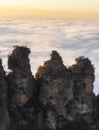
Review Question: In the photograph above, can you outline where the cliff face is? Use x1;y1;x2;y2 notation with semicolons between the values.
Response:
95;95;99;129
36;51;74;130
36;51;96;130
0;46;98;130
0;59;10;130
7;46;36;130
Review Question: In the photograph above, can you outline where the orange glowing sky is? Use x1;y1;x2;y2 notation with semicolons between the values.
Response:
0;0;99;18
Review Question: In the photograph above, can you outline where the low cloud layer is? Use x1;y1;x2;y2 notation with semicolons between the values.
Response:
0;17;99;94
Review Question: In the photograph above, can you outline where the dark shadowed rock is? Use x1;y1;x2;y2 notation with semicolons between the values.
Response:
95;94;99;130
0;47;98;130
8;46;31;71
0;59;10;130
36;51;74;130
36;53;96;130
7;46;36;130
68;56;96;129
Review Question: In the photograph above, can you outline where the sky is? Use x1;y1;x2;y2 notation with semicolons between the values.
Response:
0;0;99;18
0;1;99;94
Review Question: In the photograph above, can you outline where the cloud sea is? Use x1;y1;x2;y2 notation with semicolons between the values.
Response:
0;16;99;94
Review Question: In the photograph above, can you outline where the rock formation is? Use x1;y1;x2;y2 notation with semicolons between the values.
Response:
0;59;10;130
36;51;96;130
36;51;74;130
95;94;99;129
68;56;96;130
7;46;36;130
0;46;98;130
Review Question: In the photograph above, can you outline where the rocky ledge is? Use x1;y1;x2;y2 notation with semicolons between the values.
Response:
0;46;99;130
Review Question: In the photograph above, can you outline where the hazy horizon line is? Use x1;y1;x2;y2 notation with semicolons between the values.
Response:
0;7;99;19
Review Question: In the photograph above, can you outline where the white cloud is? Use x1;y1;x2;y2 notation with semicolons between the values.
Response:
92;49;99;54
0;17;99;94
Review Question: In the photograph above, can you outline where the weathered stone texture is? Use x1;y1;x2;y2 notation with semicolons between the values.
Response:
7;46;36;130
36;52;96;130
0;59;10;130
0;46;98;130
68;56;96;125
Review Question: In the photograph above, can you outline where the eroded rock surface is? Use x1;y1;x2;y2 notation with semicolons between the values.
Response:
68;56;96;130
36;51;96;130
36;51;74;130
0;46;98;130
0;59;10;130
7;46;36;130
95;94;99;130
